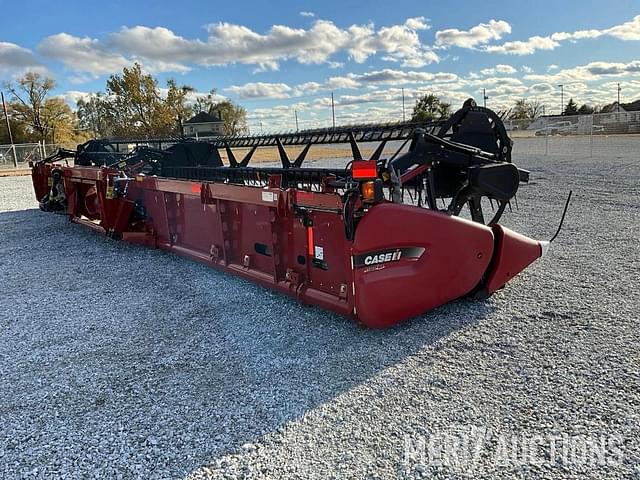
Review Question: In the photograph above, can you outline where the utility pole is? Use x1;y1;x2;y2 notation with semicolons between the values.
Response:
617;82;621;111
331;91;336;129
260;121;263;134
558;84;564;115
483;88;488;108
1;91;18;168
294;109;299;132
401;88;406;122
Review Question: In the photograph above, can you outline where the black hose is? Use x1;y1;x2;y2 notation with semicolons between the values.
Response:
550;190;573;242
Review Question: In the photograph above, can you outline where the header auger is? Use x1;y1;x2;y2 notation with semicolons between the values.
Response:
31;100;551;328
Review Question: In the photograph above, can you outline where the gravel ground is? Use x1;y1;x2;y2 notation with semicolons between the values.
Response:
0;147;638;479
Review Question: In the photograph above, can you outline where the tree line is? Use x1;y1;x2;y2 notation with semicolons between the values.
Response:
409;93;620;123
1;64;247;146
510;97;615;120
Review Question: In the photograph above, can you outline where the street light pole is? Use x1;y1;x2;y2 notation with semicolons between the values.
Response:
401;88;406;122
483;88;488;108
331;92;336;128
617;83;621;111
1;91;18;168
558;84;564;115
294;109;299;132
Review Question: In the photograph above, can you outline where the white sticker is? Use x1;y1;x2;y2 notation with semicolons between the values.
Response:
261;191;274;202
314;245;324;260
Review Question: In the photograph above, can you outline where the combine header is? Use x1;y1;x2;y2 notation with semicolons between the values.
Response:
31;100;559;328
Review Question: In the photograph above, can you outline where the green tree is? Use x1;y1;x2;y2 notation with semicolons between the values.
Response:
411;93;450;122
0;116;29;144
564;98;579;116
577;104;595;115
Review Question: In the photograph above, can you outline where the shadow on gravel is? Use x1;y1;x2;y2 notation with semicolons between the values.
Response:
0;209;494;478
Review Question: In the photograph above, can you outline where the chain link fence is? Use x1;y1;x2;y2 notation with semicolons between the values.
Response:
506;111;640;157
0;142;61;169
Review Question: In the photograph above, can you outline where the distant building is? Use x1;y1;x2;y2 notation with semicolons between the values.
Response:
600;100;640;114
184;111;225;137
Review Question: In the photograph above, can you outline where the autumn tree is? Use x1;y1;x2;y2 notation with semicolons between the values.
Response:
191;89;220;116
411;93;451;122
76;93;116;138
210;100;248;135
100;63;193;137
3;72;78;143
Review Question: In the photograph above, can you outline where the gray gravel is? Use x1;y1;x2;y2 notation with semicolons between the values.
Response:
0;145;639;479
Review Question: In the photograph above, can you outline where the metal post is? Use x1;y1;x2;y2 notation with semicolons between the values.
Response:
617;83;622;125
294;109;299;132
1;91;18;168
617;83;621;108
483;88;487;108
558;84;564;115
401;88;406;122
544;131;549;156
331;92;336;129
590;115;594;158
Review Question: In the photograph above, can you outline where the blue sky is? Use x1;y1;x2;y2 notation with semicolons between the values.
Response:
1;0;639;131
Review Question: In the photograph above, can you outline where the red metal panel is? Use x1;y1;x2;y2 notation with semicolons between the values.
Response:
352;203;494;328
29;164;544;328
485;225;542;294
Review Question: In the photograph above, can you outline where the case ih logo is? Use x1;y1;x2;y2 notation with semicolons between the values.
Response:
354;247;425;269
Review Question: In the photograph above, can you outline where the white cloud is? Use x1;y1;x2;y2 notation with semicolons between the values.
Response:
225;82;292;99
528;83;554;94
0;42;44;76
484;15;640;55
341;69;458;86
484;35;559;55
56;90;94;105
39;33;130;76
299;11;315;18
223;67;464;103
479;64;517;75
345;20;439;67
603;14;640;41
404;17;430;31
38;17;440;77
39;32;190;77
525;60;640;83
435;20;511;48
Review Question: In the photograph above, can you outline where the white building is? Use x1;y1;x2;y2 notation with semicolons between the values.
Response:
184;111;225;138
